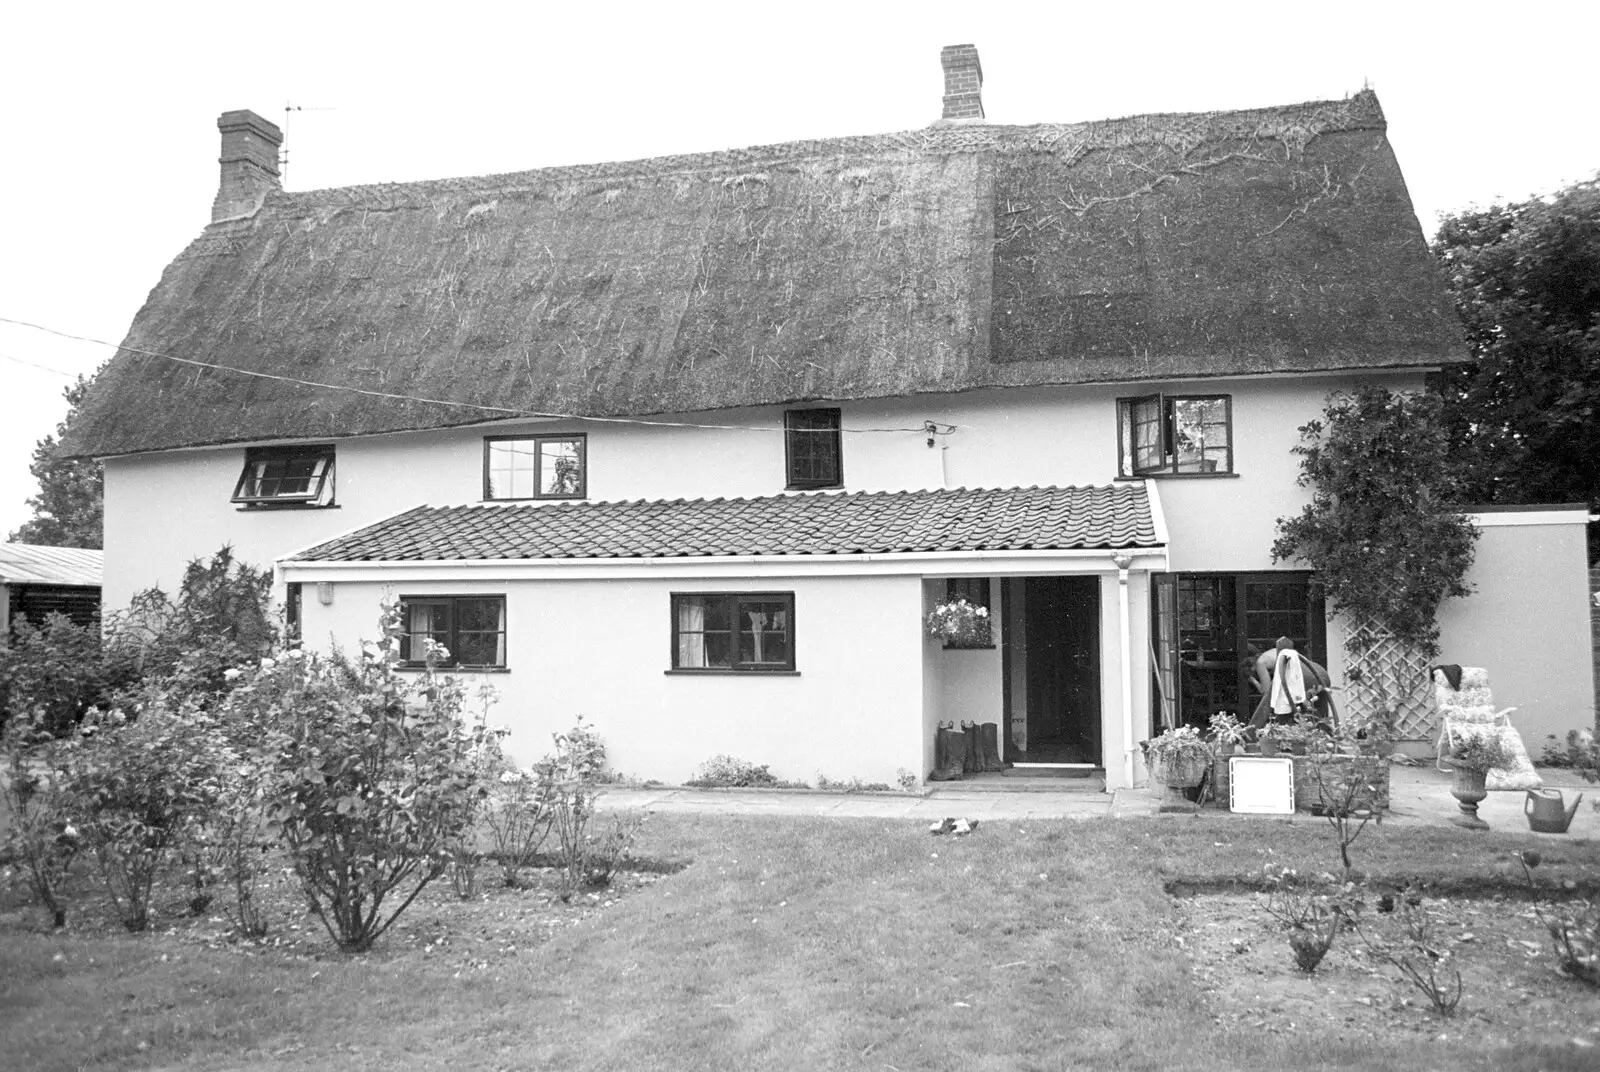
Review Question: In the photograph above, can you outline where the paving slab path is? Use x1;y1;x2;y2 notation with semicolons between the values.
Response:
595;764;1598;836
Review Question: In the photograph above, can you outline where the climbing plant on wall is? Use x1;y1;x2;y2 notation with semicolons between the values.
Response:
1273;384;1478;663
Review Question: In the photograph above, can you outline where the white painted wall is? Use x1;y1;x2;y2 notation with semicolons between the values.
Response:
103;369;1467;788
921;575;1005;761
296;573;928;787
1435;509;1596;748
101;372;1420;610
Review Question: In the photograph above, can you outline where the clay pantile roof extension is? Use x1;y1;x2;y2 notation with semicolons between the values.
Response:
289;485;1159;563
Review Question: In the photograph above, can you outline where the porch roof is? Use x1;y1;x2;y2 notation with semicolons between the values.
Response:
288;484;1161;563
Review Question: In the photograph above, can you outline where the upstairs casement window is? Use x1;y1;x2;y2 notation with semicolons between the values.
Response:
399;595;507;669
232;445;336;507
484;434;587;500
1117;394;1233;477
672;592;795;672
785;408;842;490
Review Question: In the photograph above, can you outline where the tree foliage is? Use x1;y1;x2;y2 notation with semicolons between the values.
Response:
9;375;102;549
1273;385;1478;659
1432;176;1600;524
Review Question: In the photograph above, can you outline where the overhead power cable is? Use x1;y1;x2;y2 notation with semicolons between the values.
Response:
0;351;79;378
0;315;960;437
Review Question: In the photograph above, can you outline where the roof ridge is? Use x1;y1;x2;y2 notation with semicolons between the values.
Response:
263;92;1383;212
435;484;1121;512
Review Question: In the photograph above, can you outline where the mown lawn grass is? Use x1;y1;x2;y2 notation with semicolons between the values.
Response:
3;813;1597;1071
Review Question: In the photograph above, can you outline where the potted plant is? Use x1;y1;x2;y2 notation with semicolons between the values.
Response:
1257;722;1289;758
1145;725;1214;788
1208;712;1247;757
1352;699;1399;757
1443;733;1513;830
925;598;992;648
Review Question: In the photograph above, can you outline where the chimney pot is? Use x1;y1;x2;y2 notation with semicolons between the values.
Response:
940;44;984;121
212;109;283;223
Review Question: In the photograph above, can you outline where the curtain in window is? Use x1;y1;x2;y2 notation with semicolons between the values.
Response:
407;602;436;662
492;599;506;666
677;599;706;668
1150;573;1178;732
745;610;767;664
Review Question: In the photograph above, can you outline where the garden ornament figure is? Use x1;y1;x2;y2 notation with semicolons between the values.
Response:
1248;637;1337;730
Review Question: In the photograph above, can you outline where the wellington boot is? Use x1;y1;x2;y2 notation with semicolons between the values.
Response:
978;722;1004;771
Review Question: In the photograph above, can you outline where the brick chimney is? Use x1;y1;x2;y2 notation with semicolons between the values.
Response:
211;110;282;223
940;44;984;121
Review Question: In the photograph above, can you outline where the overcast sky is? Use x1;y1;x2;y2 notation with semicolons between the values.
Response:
1;0;1595;540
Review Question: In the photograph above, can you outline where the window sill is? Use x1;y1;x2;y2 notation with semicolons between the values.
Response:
784;485;843;493
394;665;510;674
235;503;341;511
664;669;801;677
481;496;587;503
1115;472;1240;481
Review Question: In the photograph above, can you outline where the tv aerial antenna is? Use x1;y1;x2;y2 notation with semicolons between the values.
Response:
281;102;337;188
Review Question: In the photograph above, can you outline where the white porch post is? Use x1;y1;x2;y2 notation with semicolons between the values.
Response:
1112;553;1135;789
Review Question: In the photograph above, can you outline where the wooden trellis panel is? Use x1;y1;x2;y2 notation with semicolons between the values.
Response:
1342;619;1435;740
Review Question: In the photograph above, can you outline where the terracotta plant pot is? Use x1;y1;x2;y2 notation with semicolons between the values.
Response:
1258;739;1280;758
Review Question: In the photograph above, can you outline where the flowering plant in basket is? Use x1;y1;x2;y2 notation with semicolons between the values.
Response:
925;598;991;647
1145;725;1214;787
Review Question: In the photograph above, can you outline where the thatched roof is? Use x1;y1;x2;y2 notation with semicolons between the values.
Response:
286;484;1160;563
64;90;1463;459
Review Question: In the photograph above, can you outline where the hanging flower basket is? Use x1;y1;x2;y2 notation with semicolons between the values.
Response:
926;598;992;648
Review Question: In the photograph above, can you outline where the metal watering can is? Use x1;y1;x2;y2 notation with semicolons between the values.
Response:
1525;789;1583;834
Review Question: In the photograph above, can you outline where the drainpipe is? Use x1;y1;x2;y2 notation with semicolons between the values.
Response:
1112;552;1136;790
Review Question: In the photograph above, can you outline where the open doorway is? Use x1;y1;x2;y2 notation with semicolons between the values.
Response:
1003;576;1101;765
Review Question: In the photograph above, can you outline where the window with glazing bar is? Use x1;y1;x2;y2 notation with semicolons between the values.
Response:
672;592;795;672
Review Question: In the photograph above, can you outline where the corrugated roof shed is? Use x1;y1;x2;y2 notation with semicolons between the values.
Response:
288;484;1161;563
0;544;104;587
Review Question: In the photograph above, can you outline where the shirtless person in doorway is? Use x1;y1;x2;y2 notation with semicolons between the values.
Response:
1247;636;1337;731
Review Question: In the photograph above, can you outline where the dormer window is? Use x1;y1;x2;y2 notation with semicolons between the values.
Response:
485;434;587;500
1117;395;1232;477
232;445;335;507
785;408;842;490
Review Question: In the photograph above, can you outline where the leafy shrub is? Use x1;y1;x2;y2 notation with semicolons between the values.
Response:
0;612;113;737
236;605;498;952
536;718;634;900
0;715;79;927
103;547;276;700
815;775;893;793
1540;729;1599;784
687;755;784;788
1258;867;1355;973
1351;892;1464;1016
62;689;231;931
1516;851;1600;987
485;765;556;888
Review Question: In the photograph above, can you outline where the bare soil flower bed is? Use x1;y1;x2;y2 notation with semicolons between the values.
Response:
0;853;681;972
1166;882;1600;1050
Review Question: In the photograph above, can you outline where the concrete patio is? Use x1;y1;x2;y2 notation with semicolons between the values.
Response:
595;763;1598;835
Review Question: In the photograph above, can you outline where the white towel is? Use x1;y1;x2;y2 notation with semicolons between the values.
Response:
1272;650;1308;715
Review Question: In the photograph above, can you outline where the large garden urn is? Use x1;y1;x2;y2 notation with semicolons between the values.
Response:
1450;767;1491;830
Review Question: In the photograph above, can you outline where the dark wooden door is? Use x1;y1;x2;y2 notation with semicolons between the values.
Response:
1022;576;1102;764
